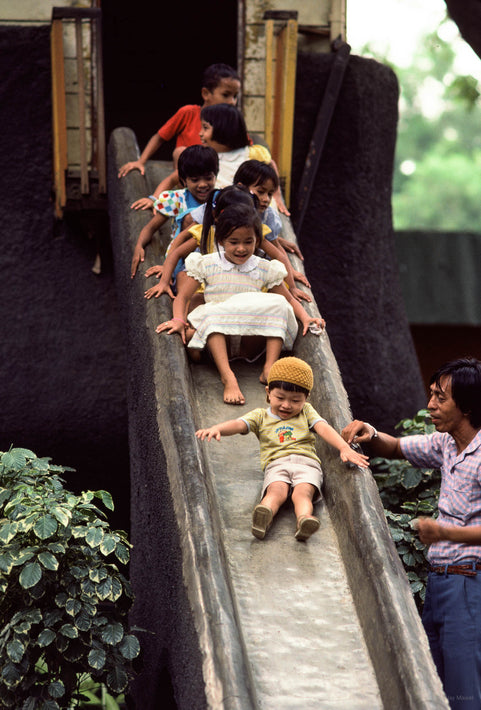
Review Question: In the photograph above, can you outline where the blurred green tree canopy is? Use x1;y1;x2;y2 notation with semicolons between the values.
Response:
361;23;481;230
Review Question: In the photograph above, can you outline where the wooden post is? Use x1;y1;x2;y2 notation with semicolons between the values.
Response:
264;18;274;151
75;17;89;194
51;7;106;212
93;11;106;194
278;18;298;205
51;19;68;219
263;11;298;208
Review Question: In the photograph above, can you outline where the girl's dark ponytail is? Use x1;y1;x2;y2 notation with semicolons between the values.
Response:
200;190;219;254
200;185;259;254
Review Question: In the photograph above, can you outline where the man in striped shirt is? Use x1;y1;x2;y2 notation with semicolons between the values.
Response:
342;357;481;710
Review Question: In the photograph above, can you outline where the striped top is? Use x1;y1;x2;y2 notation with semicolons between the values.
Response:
400;430;481;564
184;251;287;302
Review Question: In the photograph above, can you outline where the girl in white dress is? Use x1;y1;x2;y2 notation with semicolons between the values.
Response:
156;203;324;405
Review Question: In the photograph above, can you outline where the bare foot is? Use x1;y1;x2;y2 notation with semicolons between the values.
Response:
222;376;245;405
259;368;269;385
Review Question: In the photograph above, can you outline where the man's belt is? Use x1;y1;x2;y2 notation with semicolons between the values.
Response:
430;562;481;577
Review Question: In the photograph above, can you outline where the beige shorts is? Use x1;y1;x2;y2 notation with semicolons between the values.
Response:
262;454;323;502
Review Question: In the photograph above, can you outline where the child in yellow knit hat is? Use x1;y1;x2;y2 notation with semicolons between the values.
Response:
196;357;369;541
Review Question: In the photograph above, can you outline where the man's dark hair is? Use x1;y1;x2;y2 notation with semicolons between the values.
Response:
430;357;481;428
267;380;310;397
201;63;240;92
177;145;219;184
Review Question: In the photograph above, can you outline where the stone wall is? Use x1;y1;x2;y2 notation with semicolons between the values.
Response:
0;24;130;529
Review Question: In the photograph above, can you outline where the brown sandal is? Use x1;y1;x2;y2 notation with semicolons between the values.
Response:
251;504;273;539
295;515;320;541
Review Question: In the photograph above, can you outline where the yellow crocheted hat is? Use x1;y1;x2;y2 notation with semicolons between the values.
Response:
267;357;313;392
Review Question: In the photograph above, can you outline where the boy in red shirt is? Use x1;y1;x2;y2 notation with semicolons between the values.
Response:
118;64;240;179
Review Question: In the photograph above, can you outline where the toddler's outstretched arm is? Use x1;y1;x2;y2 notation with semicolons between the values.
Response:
313;420;370;468
196;420;248;441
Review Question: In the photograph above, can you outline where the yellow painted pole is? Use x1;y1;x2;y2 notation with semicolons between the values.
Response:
278;18;298;206
264;19;274;150
263;11;298;208
272;24;285;164
50;19;68;219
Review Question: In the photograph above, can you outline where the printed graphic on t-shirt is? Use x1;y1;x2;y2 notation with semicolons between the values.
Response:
275;424;296;443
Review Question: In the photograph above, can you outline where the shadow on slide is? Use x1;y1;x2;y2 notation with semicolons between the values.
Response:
108;128;448;710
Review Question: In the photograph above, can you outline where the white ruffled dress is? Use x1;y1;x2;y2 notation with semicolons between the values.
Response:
185;250;298;351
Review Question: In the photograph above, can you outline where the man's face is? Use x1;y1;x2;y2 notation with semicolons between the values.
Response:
428;375;466;434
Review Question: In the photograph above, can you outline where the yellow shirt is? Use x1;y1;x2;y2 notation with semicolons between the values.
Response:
240;403;325;470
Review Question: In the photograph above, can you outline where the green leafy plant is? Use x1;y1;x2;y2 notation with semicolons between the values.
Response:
72;674;124;708
370;409;441;609
0;447;139;709
31;666;124;709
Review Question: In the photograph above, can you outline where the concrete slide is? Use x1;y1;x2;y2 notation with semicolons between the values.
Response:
108;127;448;710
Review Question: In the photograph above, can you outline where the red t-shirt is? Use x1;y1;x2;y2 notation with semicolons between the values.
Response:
157;105;202;148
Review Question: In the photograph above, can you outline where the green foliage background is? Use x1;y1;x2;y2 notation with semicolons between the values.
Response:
371;410;440;611
0;448;138;709
362;22;481;230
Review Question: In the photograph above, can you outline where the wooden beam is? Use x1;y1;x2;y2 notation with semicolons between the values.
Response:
278;18;298;206
51;19;68;218
264;19;274;151
263;11;298;208
93;12;106;194
75;18;89;194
